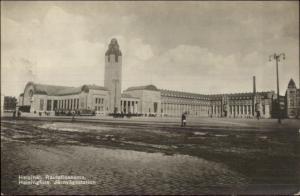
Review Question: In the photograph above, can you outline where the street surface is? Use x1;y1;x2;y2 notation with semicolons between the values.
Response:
1;116;300;195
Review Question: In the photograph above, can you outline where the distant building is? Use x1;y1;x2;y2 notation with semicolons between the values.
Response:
158;90;274;118
17;38;296;118
3;96;17;111
19;83;109;114
285;78;300;118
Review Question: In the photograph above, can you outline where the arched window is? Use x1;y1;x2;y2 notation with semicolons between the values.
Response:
29;90;33;97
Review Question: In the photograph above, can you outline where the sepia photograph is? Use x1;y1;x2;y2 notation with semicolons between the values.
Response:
1;1;300;195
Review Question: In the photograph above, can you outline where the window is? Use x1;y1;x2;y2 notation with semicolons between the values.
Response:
154;102;158;113
40;99;44;110
81;99;84;108
290;100;294;106
29;90;33;97
47;100;52;111
53;100;58;110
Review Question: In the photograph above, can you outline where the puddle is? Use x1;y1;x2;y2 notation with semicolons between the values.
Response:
258;136;268;140
37;123;115;133
194;131;208;136
123;141;171;150
215;134;228;137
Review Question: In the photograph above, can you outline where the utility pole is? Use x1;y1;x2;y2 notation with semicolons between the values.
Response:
269;53;285;124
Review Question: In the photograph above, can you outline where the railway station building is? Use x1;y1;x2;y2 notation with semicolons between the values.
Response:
18;39;299;118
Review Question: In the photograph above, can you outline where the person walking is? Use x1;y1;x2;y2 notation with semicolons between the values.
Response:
181;112;187;127
256;111;260;120
71;111;76;122
17;110;21;118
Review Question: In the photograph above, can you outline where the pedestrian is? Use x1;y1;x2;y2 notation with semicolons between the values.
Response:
17;110;21;118
71;111;76;122
256;111;260;120
181;112;187;127
12;110;16;118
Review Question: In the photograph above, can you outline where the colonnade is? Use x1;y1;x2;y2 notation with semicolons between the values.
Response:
210;104;254;118
46;98;80;111
161;102;210;117
121;100;139;114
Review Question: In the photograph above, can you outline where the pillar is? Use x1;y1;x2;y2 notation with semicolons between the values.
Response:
120;100;123;113
128;101;130;114
51;100;54;111
132;101;134;113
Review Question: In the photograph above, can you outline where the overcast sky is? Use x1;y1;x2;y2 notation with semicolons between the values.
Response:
1;1;299;97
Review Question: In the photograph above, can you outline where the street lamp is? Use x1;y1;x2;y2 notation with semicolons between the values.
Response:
269;53;285;124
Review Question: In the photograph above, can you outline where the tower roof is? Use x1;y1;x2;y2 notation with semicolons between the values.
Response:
105;38;122;56
288;78;296;89
125;85;159;91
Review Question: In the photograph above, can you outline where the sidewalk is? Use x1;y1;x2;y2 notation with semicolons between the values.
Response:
2;112;299;129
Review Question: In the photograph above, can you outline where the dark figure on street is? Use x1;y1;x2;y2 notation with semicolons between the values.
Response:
181;113;187;127
17;111;21;118
256;111;261;120
71;112;76;122
12;111;16;118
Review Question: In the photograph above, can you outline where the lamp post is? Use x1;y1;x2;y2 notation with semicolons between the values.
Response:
269;53;285;124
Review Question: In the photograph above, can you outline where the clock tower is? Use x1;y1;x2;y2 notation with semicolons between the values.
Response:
104;38;122;113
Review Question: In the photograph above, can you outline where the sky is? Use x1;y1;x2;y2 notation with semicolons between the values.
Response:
1;1;299;97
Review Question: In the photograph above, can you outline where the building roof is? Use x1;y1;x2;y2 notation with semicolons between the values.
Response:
160;89;209;99
121;93;139;99
105;38;122;57
84;85;108;91
25;82;108;96
160;88;274;100
125;85;159;91
288;78;296;89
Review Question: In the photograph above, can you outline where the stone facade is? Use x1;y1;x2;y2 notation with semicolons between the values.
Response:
17;38;298;118
19;82;109;115
285;78;300;118
104;39;122;113
123;85;161;115
158;89;274;118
